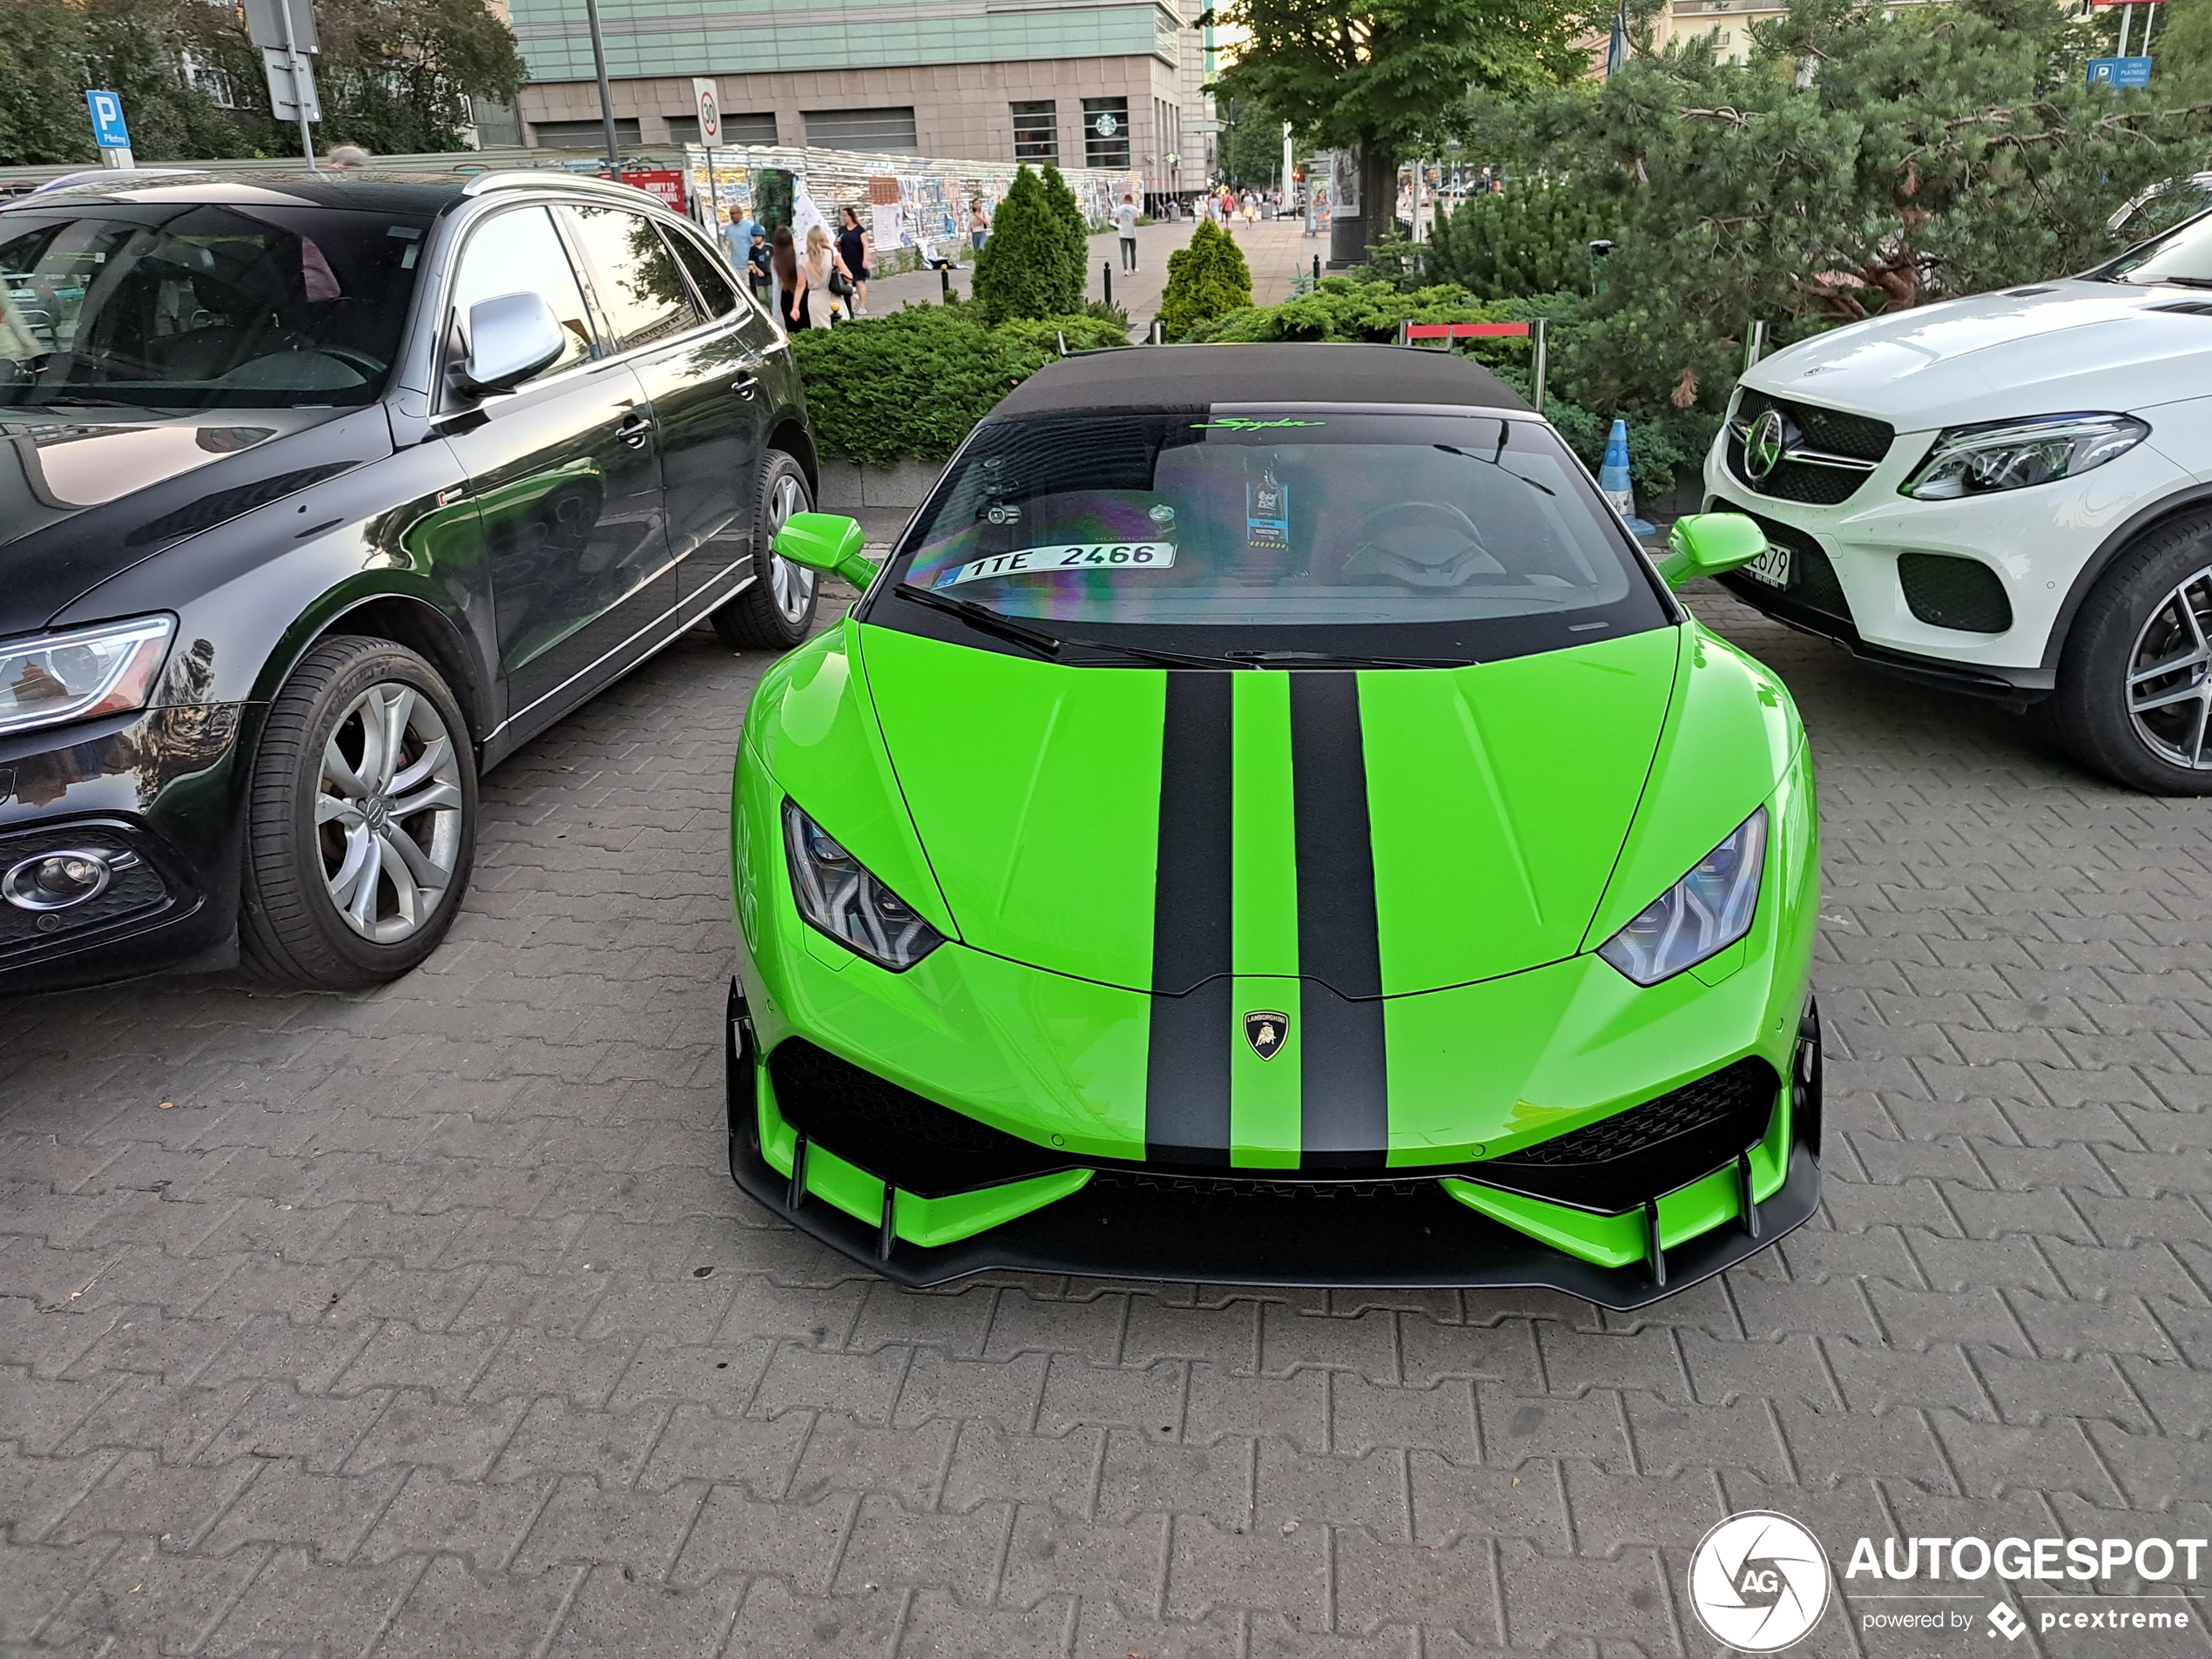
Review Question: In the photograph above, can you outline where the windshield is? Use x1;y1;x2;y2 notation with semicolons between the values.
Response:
873;409;1669;663
2089;203;2212;287
0;203;432;409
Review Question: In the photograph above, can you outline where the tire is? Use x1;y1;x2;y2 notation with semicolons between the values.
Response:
2055;510;2212;795
711;451;820;651
239;637;478;988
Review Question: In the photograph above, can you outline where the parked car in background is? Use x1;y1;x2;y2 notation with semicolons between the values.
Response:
1707;205;2212;793
726;345;1822;1306
0;168;819;995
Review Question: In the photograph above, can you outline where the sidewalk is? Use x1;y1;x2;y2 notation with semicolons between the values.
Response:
850;212;1315;337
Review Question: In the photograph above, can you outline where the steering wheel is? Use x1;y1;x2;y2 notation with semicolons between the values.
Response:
1345;500;1495;588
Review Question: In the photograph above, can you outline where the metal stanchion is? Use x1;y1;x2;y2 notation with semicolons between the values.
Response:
1743;320;1770;373
1532;318;1548;415
1103;262;1112;307
941;267;951;304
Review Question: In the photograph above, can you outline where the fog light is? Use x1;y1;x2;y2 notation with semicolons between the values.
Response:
3;848;121;911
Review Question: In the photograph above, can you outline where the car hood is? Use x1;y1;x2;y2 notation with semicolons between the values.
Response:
855;624;1686;996
1744;280;2212;430
0;406;381;637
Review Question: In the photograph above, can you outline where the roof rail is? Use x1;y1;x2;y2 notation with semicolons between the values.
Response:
461;170;658;201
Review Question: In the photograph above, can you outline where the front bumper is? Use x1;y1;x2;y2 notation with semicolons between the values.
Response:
0;704;246;995
1703;419;2185;696
727;993;1824;1308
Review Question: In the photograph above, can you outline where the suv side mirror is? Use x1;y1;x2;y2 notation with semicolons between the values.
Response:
1657;512;1766;590
455;292;564;396
773;511;879;590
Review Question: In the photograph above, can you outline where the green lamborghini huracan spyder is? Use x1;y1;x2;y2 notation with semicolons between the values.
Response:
725;344;1820;1306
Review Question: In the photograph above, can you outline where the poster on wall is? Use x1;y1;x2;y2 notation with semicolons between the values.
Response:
872;203;905;251
792;180;830;247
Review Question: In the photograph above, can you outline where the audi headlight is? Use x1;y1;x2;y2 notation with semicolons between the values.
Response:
782;799;944;972
0;616;174;738
1901;413;2148;501
1598;807;1766;986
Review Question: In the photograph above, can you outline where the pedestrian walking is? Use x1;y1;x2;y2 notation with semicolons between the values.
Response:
969;198;988;254
772;225;808;332
722;206;760;270
745;228;772;307
836;206;871;317
1116;193;1139;273
803;224;841;328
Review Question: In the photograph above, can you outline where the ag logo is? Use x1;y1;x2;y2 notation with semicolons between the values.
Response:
1744;408;1790;481
1987;1603;2027;1642
1244;1010;1288;1061
1687;1511;1831;1652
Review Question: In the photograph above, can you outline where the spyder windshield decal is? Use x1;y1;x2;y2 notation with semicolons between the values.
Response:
1191;417;1326;431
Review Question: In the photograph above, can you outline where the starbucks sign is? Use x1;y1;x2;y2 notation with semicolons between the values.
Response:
1093;111;1119;137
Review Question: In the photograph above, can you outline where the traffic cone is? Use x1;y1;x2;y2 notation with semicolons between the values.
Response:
1599;418;1656;537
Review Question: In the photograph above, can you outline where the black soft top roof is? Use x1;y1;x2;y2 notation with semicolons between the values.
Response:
991;341;1534;417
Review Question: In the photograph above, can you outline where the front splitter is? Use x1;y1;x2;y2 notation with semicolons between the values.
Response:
727;1125;1820;1310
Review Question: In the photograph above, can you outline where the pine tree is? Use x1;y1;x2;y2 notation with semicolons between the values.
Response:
1039;162;1090;312
1158;220;1255;339
974;166;1080;324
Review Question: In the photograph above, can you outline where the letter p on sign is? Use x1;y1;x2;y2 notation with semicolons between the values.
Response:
692;78;720;145
85;90;130;150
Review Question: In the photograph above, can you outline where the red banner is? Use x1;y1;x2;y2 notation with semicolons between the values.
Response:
620;170;687;211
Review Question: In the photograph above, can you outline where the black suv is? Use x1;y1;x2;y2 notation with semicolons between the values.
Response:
0;169;819;994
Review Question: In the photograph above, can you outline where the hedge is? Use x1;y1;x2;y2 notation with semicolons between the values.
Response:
789;306;1125;467
1158;220;1252;339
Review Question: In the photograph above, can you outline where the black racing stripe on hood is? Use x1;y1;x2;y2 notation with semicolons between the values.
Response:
1145;671;1234;1164
1291;672;1387;1170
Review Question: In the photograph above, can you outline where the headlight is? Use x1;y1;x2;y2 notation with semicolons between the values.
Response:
1598;807;1766;986
782;799;944;972
0;616;174;738
1901;413;2148;501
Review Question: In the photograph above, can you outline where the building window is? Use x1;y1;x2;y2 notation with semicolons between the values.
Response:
802;107;919;154
1083;98;1130;169
667;111;777;146
1011;100;1056;163
532;118;641;149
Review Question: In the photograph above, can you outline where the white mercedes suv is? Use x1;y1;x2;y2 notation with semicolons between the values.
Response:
1703;207;2212;793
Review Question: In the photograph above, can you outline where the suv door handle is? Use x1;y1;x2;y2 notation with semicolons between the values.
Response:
730;372;759;399
614;410;652;448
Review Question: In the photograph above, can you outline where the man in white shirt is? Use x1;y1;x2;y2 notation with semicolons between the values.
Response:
1116;194;1140;273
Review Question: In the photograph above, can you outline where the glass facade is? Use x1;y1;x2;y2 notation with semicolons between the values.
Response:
1012;100;1058;163
1083;97;1130;168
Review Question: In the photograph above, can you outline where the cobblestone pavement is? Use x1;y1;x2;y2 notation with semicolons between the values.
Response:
4;585;2212;1657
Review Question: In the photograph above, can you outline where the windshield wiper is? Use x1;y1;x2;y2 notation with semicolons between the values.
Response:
895;583;1066;658
1225;649;1474;670
1433;441;1557;495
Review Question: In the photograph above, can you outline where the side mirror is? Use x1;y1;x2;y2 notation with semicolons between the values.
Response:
774;511;880;590
455;292;564;396
1657;512;1766;590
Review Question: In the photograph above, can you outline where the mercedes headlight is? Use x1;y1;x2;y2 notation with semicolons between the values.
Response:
1901;413;2148;501
782;799;945;972
0;616;174;738
1598;807;1766;986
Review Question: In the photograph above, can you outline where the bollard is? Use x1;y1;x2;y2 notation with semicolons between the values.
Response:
1150;319;1165;345
1599;418;1656;537
940;267;951;304
1743;320;1769;373
1103;262;1113;307
1531;318;1549;415
1313;254;1321;284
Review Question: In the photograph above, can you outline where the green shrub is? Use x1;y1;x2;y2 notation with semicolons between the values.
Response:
1039;162;1092;300
1190;276;1505;344
973;166;1082;324
790;305;1051;466
994;314;1131;354
1427;182;1618;301
1158;220;1253;340
1083;298;1132;331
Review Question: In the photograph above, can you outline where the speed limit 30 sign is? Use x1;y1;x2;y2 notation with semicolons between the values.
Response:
691;78;721;145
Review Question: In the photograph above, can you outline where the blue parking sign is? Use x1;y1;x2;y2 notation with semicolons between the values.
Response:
2088;56;2154;89
85;90;130;149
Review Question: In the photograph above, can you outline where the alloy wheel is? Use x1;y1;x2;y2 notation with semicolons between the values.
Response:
2126;564;2212;771
766;473;818;624
315;683;466;943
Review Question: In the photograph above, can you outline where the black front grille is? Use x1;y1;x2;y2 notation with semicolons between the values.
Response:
0;825;173;960
1727;390;1893;507
1898;552;2013;634
768;1038;1065;1197
1469;1057;1778;1213
1710;498;1853;626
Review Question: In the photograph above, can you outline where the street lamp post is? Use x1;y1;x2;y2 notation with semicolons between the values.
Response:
583;0;622;179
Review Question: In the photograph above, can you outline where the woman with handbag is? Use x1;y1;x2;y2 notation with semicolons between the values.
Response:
836;206;871;317
803;225;843;327
772;225;809;331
